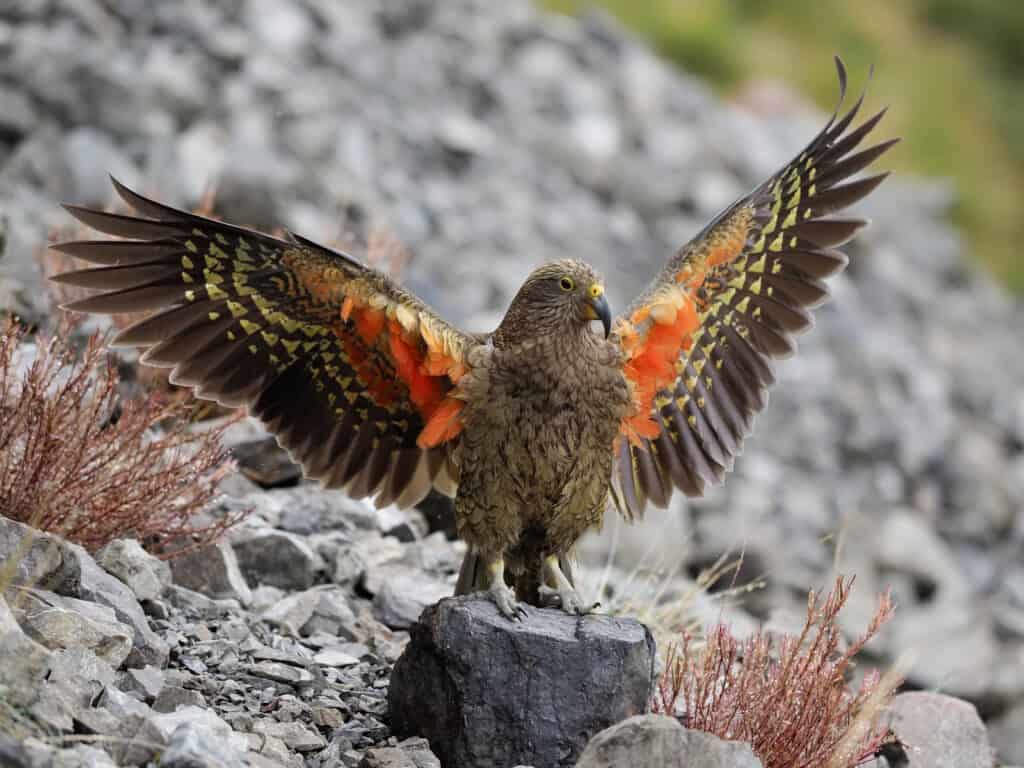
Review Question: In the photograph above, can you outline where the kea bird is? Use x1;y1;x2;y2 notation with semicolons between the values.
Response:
52;59;896;620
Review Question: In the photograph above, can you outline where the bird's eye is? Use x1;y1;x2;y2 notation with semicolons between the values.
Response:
559;276;575;292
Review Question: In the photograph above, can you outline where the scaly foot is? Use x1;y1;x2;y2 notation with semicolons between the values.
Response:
540;554;600;615
484;555;529;621
537;584;599;614
489;580;529;621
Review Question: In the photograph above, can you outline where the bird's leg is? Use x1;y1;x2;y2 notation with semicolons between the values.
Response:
538;554;597;615
484;555;529;621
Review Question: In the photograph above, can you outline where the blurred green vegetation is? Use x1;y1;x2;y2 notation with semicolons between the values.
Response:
544;0;1024;290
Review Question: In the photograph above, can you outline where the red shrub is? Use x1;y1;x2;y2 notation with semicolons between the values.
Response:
653;576;899;768
0;320;243;555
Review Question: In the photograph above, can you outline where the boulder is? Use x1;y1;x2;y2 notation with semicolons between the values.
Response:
389;596;655;768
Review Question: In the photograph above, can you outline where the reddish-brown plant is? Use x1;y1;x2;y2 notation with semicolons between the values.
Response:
0;319;243;555
653;576;899;768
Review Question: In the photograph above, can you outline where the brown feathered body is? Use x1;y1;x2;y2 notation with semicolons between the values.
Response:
456;282;632;601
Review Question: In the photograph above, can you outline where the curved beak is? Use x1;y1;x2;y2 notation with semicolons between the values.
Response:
583;285;612;338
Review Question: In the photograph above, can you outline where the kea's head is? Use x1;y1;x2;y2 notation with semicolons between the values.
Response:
496;259;611;345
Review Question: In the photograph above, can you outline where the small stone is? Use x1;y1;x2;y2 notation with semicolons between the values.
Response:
246;660;315;685
73;705;123;738
119;665;165;703
256;734;303;768
159;716;250;768
169;541;253;606
131;706;248;767
0;594;51;709
233;530;324;590
18;594;133;668
101;686;155;720
231;436;303;488
397;737;442;768
260;588;321;635
153;685;207;713
372;570;450;629
165;585;241;616
47;647;117;709
332;542;369;586
96;538;172;602
359;747;417;768
302;586;359;637
0;517;80;593
312;705;346;729
886;692;992;768
376;505;427;542
313;647;361;667
65;542;170;668
437;112;496;157
576;715;762;768
252;719;327;752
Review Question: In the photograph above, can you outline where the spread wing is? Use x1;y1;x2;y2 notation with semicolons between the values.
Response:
52;179;473;508
610;58;898;519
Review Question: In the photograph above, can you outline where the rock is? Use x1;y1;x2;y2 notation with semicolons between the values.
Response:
245;660;315;686
301;585;359;638
64;542;170;668
0;736;32;768
102;685;156;720
396;738;442;768
357;534;412;594
231;436;303;488
164;585;241;616
47;647;117;709
376;505;427;542
122;706;248;768
96;538;172;601
16;590;134;668
233;529;324;590
989;700;1024;765
576;715;762;768
169;541;253;606
389;596;656;768
160;717;249;768
372;569;451;629
0;593;52;708
886;692;993;768
252;719;327;752
118;665;165;703
260;587;322;635
153;685;207;713
313;646;361;667
0;516;80;593
359;747;416;768
252;734;304;768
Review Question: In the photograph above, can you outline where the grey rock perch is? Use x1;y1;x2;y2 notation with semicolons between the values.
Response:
388;596;656;768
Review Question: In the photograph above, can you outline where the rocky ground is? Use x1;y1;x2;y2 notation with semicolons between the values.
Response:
1;0;1023;766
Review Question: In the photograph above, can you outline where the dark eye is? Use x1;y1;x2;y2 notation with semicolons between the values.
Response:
559;276;575;292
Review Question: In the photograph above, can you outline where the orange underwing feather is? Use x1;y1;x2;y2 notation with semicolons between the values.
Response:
418;397;465;448
621;295;700;442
